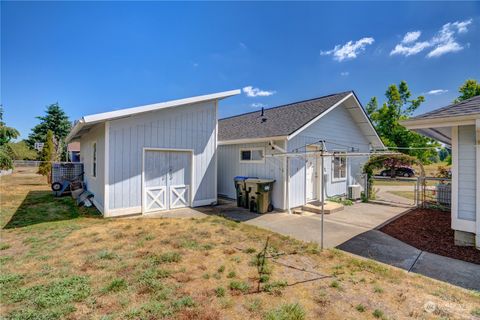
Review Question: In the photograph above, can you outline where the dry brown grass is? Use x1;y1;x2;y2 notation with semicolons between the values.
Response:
1;168;479;319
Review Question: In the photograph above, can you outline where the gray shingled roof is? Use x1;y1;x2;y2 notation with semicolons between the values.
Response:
408;95;480;120
218;91;352;141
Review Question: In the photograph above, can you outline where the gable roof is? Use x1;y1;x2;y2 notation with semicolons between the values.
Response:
407;95;480;121
218;91;352;141
66;89;240;142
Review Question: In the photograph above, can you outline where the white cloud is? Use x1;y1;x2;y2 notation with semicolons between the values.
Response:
391;41;431;56
402;31;421;44
340;71;349;76
320;37;375;62
243;86;276;97
251;103;267;108
426;89;448;95
390;19;473;58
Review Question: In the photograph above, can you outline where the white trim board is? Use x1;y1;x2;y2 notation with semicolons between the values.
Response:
66;89;240;142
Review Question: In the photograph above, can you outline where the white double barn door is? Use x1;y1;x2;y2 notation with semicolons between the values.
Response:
144;150;191;213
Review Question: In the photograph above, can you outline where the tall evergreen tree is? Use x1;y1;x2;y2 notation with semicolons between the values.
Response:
38;130;57;183
27;103;71;160
366;81;439;163
455;79;480;102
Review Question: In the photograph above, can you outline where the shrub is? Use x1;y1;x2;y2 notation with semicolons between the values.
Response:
227;271;236;278
264;303;306;320
329;280;340;289
245;247;256;254
150;252;181;264
245;298;263;313
217;265;225;273
0;148;13;170
0;243;11;250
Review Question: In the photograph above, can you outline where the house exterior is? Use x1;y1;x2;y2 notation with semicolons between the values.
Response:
402;95;480;249
65;90;240;217
217;91;384;211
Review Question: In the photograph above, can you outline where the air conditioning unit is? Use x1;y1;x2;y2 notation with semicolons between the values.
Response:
348;184;362;200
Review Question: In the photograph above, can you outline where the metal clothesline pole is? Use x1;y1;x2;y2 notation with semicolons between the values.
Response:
320;140;325;251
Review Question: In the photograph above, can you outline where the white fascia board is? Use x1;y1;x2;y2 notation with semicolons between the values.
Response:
287;93;353;141
218;136;288;145
401;116;478;130
83;89;240;124
349;93;385;149
65;89;240;142
65;119;86;143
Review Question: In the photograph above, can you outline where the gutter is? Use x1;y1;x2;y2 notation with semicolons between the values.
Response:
65;118;86;143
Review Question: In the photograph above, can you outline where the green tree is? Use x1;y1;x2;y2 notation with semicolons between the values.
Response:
455;79;480;102
27;103;71;160
0;106;19;146
5;141;38;160
38;130;57;183
366;81;439;163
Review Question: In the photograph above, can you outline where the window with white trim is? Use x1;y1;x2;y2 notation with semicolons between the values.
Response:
92;142;97;177
332;152;346;180
239;148;264;163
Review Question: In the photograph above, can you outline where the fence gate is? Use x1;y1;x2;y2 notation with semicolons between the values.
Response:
143;149;191;213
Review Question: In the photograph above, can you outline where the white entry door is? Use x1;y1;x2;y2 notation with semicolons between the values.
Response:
144;150;191;213
306;146;320;202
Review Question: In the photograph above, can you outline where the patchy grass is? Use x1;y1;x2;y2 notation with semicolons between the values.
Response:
1;168;479;319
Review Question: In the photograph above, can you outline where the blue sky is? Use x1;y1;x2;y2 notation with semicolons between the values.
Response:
2;1;480;139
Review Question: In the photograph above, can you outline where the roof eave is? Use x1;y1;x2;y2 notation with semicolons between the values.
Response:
401;114;480;129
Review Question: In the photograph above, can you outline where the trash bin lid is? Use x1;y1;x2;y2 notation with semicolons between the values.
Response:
245;178;275;184
234;176;258;181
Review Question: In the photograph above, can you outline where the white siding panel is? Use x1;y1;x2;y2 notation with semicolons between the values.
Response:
108;101;217;210
458;125;476;221
217;141;285;209
79;123;105;212
288;103;370;207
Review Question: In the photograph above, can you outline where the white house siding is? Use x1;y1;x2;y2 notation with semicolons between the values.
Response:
457;125;476;221
108;101;217;213
217;141;286;209
287;103;370;208
79;123;106;213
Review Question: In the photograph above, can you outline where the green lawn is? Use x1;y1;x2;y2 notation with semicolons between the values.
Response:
1;168;478;320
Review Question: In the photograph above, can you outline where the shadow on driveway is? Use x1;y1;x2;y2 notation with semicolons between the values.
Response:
337;230;480;291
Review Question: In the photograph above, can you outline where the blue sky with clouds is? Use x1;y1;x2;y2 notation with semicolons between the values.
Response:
2;2;480;139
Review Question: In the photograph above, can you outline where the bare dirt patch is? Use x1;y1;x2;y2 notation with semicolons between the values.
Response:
380;208;480;264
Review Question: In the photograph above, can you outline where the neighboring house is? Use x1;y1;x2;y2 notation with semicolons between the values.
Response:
65;90;240;217
402;95;480;249
67;142;81;162
217;91;384;210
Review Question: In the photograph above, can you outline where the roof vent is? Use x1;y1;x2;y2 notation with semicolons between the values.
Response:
261;107;267;122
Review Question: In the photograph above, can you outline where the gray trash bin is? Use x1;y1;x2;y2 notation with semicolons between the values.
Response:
245;178;275;214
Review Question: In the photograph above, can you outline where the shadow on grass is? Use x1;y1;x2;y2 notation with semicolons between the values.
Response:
3;190;101;229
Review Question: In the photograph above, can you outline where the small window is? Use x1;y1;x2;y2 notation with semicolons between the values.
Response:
332;152;346;180
239;148;264;163
92;142;97;177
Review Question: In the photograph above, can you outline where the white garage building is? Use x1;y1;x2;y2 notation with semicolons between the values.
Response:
66;90;240;217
